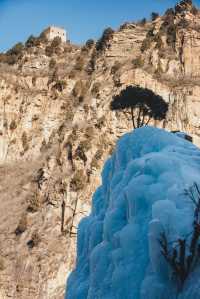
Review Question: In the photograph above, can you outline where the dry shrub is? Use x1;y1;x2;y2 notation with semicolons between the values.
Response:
45;37;62;57
21;132;29;152
91;149;103;170
94;149;103;160
15;213;27;235
27;231;41;249
0;258;5;271
52;80;67;92
74;56;85;71
32;76;37;86
95;116;106;129
45;45;54;57
27;194;41;213
68;69;76;79
49;58;56;69
72;80;87;105
132;57;144;68
3;43;24;65
85;39;95;49
91;157;100;169
70;170;86;191
86;50;97;74
111;61;121;74
83;104;89;114
10;120;17;131
65;105;74;122
91;82;101;96
98;134;108;150
67;127;78;144
75;144;87;164
79;139;92;152
84;126;94;139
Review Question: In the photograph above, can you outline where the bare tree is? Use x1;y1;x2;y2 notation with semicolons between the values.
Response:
159;183;200;291
61;200;66;233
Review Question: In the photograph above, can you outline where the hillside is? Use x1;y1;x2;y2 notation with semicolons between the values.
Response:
1;0;200;298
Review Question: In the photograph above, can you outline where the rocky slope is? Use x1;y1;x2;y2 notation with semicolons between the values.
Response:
1;0;200;298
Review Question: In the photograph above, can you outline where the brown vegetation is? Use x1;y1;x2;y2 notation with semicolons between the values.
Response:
27;231;41;249
96;27;114;52
21;132;29;152
70;170;86;191
15;213;27;236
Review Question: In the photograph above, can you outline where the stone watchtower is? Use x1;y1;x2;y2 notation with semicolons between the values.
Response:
42;26;67;43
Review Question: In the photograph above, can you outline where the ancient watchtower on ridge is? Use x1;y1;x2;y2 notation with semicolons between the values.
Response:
42;26;67;43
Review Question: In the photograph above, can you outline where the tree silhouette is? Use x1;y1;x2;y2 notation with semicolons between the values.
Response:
110;85;168;128
151;12;159;21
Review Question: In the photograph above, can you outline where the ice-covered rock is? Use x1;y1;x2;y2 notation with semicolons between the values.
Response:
65;126;200;299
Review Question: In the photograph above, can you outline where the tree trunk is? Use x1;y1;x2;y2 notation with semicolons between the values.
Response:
145;115;151;126
137;108;141;128
70;194;79;237
61;200;66;233
130;107;136;129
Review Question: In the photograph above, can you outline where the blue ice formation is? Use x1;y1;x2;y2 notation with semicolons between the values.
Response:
66;126;200;299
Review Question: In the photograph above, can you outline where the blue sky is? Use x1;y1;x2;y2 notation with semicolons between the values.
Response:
0;0;199;52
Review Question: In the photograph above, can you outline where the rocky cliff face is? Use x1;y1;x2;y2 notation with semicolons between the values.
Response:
1;1;200;298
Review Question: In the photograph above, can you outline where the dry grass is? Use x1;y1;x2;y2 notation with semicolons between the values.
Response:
0;159;43;233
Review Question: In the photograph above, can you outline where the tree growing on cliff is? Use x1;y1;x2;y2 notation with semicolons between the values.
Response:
110;85;168;128
151;12;159;21
96;27;114;52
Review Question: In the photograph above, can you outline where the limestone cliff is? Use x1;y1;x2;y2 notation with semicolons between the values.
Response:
1;0;200;298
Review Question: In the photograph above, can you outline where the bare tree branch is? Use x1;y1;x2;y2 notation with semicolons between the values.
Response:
159;183;200;291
